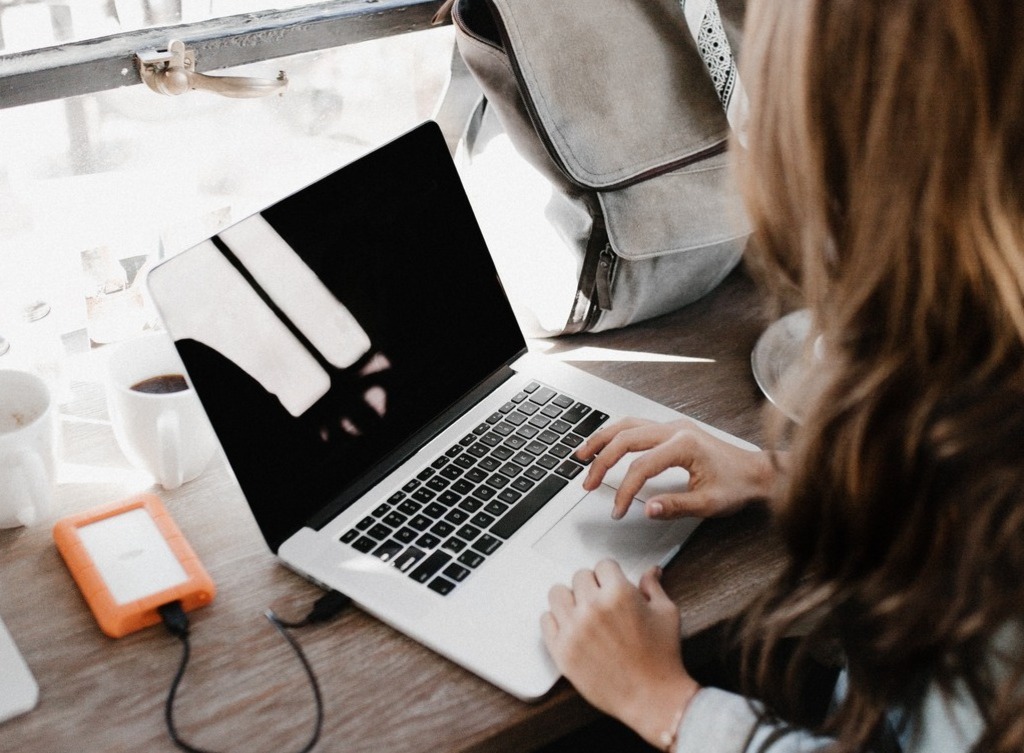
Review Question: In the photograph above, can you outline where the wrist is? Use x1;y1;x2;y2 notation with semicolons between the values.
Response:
626;675;700;751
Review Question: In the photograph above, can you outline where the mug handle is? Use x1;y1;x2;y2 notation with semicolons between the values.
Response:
4;450;50;526
157;411;185;490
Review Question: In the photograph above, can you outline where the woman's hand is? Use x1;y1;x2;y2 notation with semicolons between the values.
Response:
541;560;699;749
577;417;779;521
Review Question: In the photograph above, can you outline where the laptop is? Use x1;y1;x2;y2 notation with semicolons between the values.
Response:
146;121;754;700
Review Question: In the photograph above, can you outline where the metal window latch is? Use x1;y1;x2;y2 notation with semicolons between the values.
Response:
136;40;287;98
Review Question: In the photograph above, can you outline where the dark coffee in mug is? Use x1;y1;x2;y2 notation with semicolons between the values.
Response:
131;374;189;394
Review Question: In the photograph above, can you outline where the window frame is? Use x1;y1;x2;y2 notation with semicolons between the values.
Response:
0;0;449;110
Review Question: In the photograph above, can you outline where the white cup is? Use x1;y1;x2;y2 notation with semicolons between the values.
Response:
105;333;217;490
0;369;57;528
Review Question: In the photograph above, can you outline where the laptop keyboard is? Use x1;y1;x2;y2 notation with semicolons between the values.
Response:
338;381;608;595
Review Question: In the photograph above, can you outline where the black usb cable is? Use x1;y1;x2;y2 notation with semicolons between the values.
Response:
158;590;351;753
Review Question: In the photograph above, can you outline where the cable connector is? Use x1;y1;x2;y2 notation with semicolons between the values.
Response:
267;590;351;629
158;601;190;639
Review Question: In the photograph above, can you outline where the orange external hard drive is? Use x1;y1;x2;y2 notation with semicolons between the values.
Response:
53;493;215;638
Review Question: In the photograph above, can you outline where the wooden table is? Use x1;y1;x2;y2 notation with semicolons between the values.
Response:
0;266;784;752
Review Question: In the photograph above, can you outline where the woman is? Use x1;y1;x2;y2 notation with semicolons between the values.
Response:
540;1;1024;751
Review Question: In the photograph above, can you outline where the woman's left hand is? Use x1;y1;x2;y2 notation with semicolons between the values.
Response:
540;560;700;748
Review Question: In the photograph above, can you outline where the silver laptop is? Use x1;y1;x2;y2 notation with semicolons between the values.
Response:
146;121;753;700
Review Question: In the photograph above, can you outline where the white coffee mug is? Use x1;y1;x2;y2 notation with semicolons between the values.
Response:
0;369;57;528
105;333;217;490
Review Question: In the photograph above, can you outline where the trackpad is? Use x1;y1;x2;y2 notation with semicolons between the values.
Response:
532;485;699;576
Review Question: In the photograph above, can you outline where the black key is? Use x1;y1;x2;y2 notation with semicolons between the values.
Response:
540;404;562;419
470;512;495;528
536;454;560;470
511;451;534;467
352;536;376;553
561;402;591;425
340;529;358;544
516;424;539;439
486;411;503;424
492;446;514;461
437;490;461;507
373;540;403;563
491;475;567;540
443;563;471;582
467;442;489;458
430;520;456;537
511;476;535;492
431;456;450;470
459;433;476;446
428;577;456;596
453;453;475;469
367;523;392;541
561;433;583;448
458;551;485;568
417;468;434;481
529;386;556;405
402;479;420;493
395;527;418;544
472;535;502;555
572;410;610;438
409;514;432;531
484;473;509;489
372;503;391;517
550;419;572;434
498;462;522;478
409;551;452;584
471;484;497;500
356;515;375;530
440;465;463;480
444;508;469;525
412;488;436;503
524;466;547;481
397;500;421;516
549;443;572;458
416;532;441;549
458;497;483;513
552;394;574;409
472;423;489;435
387;491;406;504
465;468;488;484
555;460;585;479
523;382;540;393
517;401;539;416
492;423;514;437
484;500;510;516
525;441;547;456
456;523;482;541
393;546;426;573
442;536;467;554
452;478;475;495
479;456;501;472
445;445;463;458
423;502;446;519
528;415;552;429
506;411;528;426
480;432;502;447
497;489;522;505
382;511;407;528
499;401;517;413
505;435;527;450
537;430;560;445
426;477;449;492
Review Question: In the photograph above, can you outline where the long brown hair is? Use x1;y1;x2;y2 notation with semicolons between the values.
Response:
735;1;1024;750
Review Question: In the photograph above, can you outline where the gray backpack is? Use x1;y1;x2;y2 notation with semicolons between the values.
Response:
443;0;750;336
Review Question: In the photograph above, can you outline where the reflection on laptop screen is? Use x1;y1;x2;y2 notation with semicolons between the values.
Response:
152;123;526;551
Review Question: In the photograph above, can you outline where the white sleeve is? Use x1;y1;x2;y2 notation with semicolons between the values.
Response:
673;687;836;753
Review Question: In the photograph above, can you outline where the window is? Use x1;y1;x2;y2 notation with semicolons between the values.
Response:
0;1;469;375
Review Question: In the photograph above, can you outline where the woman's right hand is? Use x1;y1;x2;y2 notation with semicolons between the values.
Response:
576;417;779;521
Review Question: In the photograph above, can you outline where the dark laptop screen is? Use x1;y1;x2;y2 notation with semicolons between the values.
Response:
150;122;527;551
